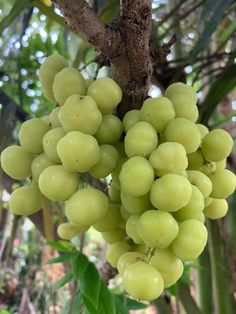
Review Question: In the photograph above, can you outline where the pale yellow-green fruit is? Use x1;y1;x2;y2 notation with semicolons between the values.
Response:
122;110;140;133
9;183;43;216
108;182;121;203
174;185;204;221
106;241;131;267
150;174;192;212
57;222;88;240
57;131;100;172
31;153;55;182
114;141;126;158
38;165;79;201
209;169;236;199
53;67;86;105
187;150;204;170
87;77;122;114
19;118;50;154
215;159;226;170
123;261;164;301
200;162;216;176
93;203;121;232
85;78;93;90
111;157;128;188
119;156;154;196
39;54;67;101
203;199;228;220
95;114;123;144
187;170;212;198
58;94;102;134
140;97;175;132
41;115;50;125
119;218;126;230
49;107;61;128
165;82;197;102
171;219;208;261
89;144;119;178
204;197;213;207
164;118;201;154
169;93;198;122
201;129;233;162
120;205;132;221
137;210;179;248
117;251;143;275
124;121;158;158
126;215;143;244
149;142;188;177
1;145;33;180
197;124;209;139
150;248;184;288
120;189;150;214
65;187;108;227
102;228;126;244
43;127;66;163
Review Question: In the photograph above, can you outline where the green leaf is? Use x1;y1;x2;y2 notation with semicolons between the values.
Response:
80;262;101;310
114;294;146;311
83;295;98;314
52;272;73;293
0;0;32;34
47;240;75;252
61;290;82;314
190;0;233;59
71;253;89;280
48;252;75;264
98;281;116;314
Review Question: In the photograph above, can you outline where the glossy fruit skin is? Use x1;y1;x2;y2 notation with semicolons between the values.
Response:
120;189;150;214
39;55;67;101
49;107;61;128
108;182;121;203
164;118;201;153
169;93;198;122
137;210;179;248
126;215;143;244
38;165;79;201
93;203;121;232
187;170;212;198
140;97;175;132
201;129;233;162
89;144;119;178
187;150;204;170
120;205;131;221
57;131;100;173
106;241;131;267
197;124;209;139
9;184;43;216
31;153;55;182
165;82;197;102
102;228;125;244
0;145;33;179
171;219;208;261
123;261;164;301
117;251;143;275
59;94;102;134
87;77;122;114
65;188;108;227
95;114;123;144
119;156;154;196
149;142;188;176
122;110;140;133
209;169;236;199
57;222;88;240
150;248;184;288
124;121;158;158
150;174;192;212
43;127;66;163
111;157;128;188
19;118;50;154
204;199;228;219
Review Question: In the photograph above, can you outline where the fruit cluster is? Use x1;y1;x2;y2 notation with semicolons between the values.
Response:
1;54;235;302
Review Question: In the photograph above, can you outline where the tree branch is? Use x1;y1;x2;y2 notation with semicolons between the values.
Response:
53;0;122;57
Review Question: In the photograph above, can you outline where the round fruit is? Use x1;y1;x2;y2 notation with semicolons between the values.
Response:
59;95;102;134
187;170;212;198
169;93;198;122
120;205;131;221
43;127;66;163
106;241;131;268
102;228;126;244
65;188;108;227
49;107;61;128
117;251;143;275
0;145;33;179
197;124;209;139
165;82;197;102
126;215;143;244
57;222;88;240
150;174;192;212
187;150;204;170
93;203;121;232
31;153;55;182
39;165;78;201
87;77;122;114
123;110;140;133
137;210;179;248
204;199;228;219
209;169;236;199
140;97;175;132
95;114;123;144
108;182;121;203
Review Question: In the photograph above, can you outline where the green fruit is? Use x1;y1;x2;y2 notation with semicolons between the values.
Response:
1;145;33;179
209;169;236;199
31;153;55;182
204;199;228;219
41;115;50;125
187;170;212;198
120;189;150;214
123;261;164;301
102;228;126;244
117;251;143;275
197;124;209;139
93;203;121;232
87;77;122;114
215;159;226;170
49;107;61;128
59;95;102;134
57;222;88;240
124;121;158;157
120;205;131;221
122;110;140;133
140;97;175;132
187;150;204;170
38;165;79;201
150;174;192;212
111;157;128;188
65;187;108;227
53;67;86;105
43;127;66;163
119;156;154;196
171;219;208;261
165;82;197;102
169;93;198;122
126;215;143;244
137;210;179;248
108;182;121;203
57;131;100;173
95;114;123;144
19;118;50;154
106;241;131;267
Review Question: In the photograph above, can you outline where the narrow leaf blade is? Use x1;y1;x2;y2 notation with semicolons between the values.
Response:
71;253;89;280
53;272;73;293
